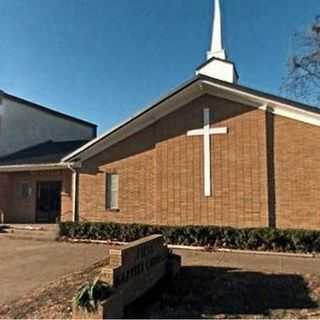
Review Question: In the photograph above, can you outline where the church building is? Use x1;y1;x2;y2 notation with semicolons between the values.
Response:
61;0;320;231
3;0;320;230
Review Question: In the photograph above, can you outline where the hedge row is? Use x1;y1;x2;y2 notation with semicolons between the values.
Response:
59;222;320;254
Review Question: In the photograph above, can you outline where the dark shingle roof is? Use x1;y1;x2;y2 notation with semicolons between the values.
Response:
0;140;89;166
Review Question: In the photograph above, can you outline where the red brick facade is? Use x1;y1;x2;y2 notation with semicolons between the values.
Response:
274;117;320;230
2;93;320;229
0;173;12;218
1;170;72;223
77;95;271;228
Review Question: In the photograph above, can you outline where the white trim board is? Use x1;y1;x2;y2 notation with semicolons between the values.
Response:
62;77;320;163
0;163;69;173
202;81;320;127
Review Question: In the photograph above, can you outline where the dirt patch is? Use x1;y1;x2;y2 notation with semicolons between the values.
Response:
0;260;107;320
1;262;320;319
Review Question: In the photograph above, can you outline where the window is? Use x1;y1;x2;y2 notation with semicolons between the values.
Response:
106;173;119;210
18;182;32;199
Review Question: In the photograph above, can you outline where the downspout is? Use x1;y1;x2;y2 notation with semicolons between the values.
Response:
68;162;82;222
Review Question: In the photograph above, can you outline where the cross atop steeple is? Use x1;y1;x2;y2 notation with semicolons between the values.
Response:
207;0;226;60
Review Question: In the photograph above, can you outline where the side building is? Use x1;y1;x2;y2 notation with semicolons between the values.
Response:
0;91;97;223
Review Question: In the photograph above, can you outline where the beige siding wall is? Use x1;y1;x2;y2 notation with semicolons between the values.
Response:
0;97;95;157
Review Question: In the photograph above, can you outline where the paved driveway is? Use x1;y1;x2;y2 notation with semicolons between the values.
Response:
2;238;320;308
0;239;109;305
176;249;320;275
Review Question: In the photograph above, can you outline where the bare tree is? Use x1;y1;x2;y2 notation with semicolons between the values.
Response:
282;15;320;105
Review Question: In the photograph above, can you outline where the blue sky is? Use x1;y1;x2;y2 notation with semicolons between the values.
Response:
0;0;319;133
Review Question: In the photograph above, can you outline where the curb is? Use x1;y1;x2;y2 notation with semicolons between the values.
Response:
63;238;320;259
214;248;319;259
168;245;319;259
63;238;127;246
0;234;57;242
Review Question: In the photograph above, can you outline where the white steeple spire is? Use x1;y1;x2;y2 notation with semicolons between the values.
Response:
207;0;226;60
196;0;239;84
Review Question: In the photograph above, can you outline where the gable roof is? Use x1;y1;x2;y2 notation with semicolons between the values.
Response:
0;140;89;166
63;74;320;163
212;75;320;116
0;90;97;129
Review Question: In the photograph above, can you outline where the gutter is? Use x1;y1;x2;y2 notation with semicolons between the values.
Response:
0;162;69;173
67;162;82;223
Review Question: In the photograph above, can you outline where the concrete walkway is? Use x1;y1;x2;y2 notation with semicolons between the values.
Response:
1;239;319;307
176;249;320;275
0;239;109;305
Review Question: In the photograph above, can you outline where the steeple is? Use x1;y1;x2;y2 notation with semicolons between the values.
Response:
207;0;226;60
196;0;239;84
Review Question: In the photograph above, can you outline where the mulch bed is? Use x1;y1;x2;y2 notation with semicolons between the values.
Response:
1;262;320;319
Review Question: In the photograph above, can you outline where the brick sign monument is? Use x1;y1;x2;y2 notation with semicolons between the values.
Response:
73;235;180;319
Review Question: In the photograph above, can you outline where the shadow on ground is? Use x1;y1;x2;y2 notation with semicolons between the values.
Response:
0;225;9;233
126;266;318;319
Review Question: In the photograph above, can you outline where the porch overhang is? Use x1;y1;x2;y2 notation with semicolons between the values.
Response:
0;163;69;173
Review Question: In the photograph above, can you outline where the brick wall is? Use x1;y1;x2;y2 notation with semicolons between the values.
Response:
79;125;156;224
0;94;317;229
0;173;12;221
61;171;73;222
79;94;269;228
2;170;72;223
274;116;320;230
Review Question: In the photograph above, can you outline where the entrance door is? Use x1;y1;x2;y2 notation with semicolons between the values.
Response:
36;181;62;223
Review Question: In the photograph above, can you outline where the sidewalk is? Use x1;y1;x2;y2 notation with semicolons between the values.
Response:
176;249;320;274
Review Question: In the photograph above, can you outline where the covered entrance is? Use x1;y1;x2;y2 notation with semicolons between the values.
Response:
36;181;62;223
0;139;84;224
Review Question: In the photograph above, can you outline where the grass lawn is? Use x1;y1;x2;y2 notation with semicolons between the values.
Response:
1;261;320;319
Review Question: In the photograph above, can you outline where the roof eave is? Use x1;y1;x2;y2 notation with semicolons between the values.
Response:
62;76;202;162
0;163;70;173
62;75;320;163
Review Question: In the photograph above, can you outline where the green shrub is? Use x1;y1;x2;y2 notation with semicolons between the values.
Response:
73;277;112;313
59;222;320;254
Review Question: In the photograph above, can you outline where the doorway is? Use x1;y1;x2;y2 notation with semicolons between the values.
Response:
36;181;62;223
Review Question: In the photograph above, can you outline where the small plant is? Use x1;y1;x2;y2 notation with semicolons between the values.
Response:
73;277;112;313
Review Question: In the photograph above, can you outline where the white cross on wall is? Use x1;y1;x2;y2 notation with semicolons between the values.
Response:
187;108;228;197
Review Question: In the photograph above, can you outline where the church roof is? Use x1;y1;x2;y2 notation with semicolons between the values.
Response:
0;90;97;130
63;74;320;163
208;75;320;116
0;140;89;166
